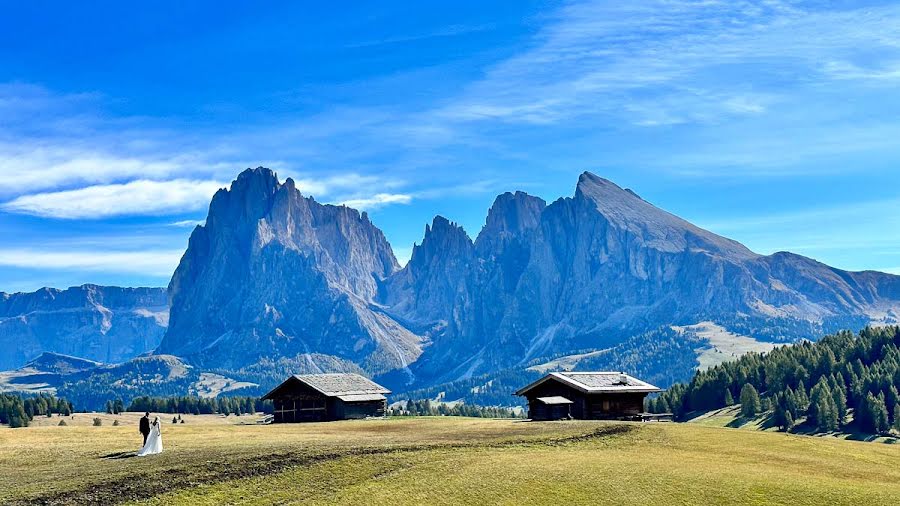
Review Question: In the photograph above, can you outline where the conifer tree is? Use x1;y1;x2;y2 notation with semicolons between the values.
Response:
873;394;889;433
795;381;809;413
784;410;794;431
724;389;734;406
831;384;848;425
740;384;761;417
810;379;838;431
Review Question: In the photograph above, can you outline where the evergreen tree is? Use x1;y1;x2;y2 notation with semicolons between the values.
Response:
784;410;795;431
831;385;848;426
773;400;790;431
740;384;761;417
724;389;735;406
795;381;809;413
657;396;671;413
893;404;900;433
105;400;113;414
872;394;889;433
810;379;838;432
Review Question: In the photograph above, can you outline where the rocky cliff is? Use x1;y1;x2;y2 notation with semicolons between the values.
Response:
157;168;424;375
0;285;168;370
393;172;900;384
7;168;898;401
157;168;900;390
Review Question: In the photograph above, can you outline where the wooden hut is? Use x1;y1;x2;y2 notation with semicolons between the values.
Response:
261;373;390;423
516;372;661;421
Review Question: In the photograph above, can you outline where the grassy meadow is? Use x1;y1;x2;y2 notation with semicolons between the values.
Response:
3;415;900;505
689;405;900;444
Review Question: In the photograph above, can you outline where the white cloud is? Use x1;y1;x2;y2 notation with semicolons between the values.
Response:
435;1;900;128
168;219;205;228
339;193;412;210
1;179;226;219
0;248;183;277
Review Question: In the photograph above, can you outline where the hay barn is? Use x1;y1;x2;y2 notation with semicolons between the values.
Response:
262;373;390;423
516;372;661;421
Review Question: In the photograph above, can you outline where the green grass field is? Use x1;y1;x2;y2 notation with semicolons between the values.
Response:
3;415;900;505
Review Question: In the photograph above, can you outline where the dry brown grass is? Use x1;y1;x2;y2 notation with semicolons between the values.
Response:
3;417;900;505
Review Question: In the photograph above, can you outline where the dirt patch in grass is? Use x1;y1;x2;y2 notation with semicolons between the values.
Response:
19;424;636;505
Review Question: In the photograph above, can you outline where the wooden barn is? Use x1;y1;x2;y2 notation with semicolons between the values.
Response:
261;373;390;423
516;372;661;421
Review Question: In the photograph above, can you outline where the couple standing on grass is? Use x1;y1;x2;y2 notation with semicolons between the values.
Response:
137;412;163;457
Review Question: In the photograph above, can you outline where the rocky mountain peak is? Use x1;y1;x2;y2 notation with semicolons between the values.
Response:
159;168;421;373
413;216;473;264
475;191;546;255
574;171;755;258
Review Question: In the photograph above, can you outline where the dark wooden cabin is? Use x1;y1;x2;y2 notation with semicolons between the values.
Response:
516;372;661;421
261;373;390;423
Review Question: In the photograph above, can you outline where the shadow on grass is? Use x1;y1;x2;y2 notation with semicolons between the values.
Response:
101;451;137;460
725;416;753;428
844;432;884;442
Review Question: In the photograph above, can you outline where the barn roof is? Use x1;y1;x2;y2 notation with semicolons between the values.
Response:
261;373;390;400
515;372;661;396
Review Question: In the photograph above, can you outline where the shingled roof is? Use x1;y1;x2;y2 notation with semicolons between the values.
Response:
294;373;390;396
515;372;661;396
262;373;390;400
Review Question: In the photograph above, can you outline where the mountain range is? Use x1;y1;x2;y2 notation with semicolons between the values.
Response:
3;168;899;406
0;285;167;370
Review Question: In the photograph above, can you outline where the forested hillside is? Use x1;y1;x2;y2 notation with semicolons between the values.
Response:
401;327;701;406
651;326;900;435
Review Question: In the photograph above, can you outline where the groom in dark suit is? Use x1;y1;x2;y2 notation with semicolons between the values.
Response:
139;412;151;446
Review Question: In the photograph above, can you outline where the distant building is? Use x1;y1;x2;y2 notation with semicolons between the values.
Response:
261;373;390;423
515;372;661;421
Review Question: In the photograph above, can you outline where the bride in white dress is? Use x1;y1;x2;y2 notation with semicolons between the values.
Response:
137;416;163;456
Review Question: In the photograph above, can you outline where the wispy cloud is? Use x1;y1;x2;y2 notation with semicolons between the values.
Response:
2;179;226;219
168;219;205;228
339;193;412;210
0;248;183;276
436;0;900;131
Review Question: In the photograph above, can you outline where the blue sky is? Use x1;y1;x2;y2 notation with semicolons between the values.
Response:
1;0;900;292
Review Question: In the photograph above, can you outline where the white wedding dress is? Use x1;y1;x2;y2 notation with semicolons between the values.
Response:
137;418;163;457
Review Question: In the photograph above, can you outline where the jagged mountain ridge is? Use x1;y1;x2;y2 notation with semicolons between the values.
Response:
396;172;900;384
0;285;168;370
156;168;900;392
157;168;424;374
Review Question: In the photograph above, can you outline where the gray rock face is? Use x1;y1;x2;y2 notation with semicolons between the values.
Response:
158;168;424;375
384;216;475;326
150;167;900;390
392;172;900;383
0;285;168;370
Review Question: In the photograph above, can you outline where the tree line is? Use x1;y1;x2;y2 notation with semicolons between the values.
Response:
127;395;273;415
400;326;700;407
391;399;524;418
648;326;900;435
0;393;74;428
